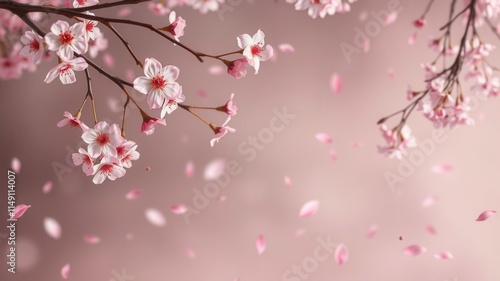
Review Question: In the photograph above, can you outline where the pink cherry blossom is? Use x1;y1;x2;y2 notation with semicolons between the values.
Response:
20;30;44;64
61;263;70;280
210;116;236;147
92;157;126;184
72;148;95;176
44;56;88;84
294;0;340;19
378;124;417;159
133;58;182;110
81;12;102;41
148;2;170;15
10;204;31;219
73;0;99;8
160;89;185;118
88;36;108;58
57;111;89;131
141;117;166;135
227;58;248;79
44;20;87;60
299;200;319;218
166;11;186;41
189;0;223;14
220;93;238;116
237;29;274;74
82;121;124;158
116;140;140;168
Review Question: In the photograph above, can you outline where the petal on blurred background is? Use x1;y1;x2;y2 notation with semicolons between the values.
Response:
42;181;53;194
476;210;496;221
204;158;226;181
145;208;166;227
403;245;426;256
256;235;266;255
335;244;348;265
11;204;31;219
44;217;62;239
11;157;21;173
299;200;319;218
330;73;342;94
61;263;70;280
126;189;143;200
315;132;332;144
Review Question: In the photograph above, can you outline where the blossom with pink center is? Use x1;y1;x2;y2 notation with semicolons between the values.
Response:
20;30;44;64
413;18;426;28
295;0;340;19
92;157;126;184
73;0;99;8
81;12;102;41
141;117;166;135
88;37;108;58
44;56;88;84
82;121;124;158
189;0;223;14
237;29;274;74
227;58;248;79
72;148;95;176
57;111;89;131
210;116;236;147
133;58;182;109
166;11;186;41
44;20;87;60
377;124;416;159
116;140;140;168
0;51;22;80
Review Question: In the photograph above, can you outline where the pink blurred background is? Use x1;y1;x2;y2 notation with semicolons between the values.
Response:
1;0;500;280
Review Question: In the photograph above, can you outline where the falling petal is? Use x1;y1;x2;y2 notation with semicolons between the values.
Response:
299;200;319;218
44;217;62;239
103;53;114;68
218;196;227;202
256;235;266;255
330;150;338;161
185;248;196;259
117;7;131;17
278;43;295;53
126;189;143;200
422;195;437;207
315;132;333;144
84;235;101;244
284;175;292;188
367;224;378;239
146;166;151;172
431;164;453;174
61;264;70;280
125;69;135;82
185;161;195;178
388;68;395;78
362;39;370;52
384;12;398;25
204;158;226;181
42;181;53;194
434;251;454;260
350;141;363;148
294;228;306;238
408;32;417;45
403;245;426;256
476;210;496;221
358;10;368;21
426;225;437;235
330;73;342;94
171;204;188;215
335;244;348;265
11;157;21;173
198;90;207;97
11;204;31;219
145;208;166;227
108;97;122;113
126;233;134;240
208;65;224;75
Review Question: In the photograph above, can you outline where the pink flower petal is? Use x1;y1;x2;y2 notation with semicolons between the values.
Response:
208;65;224;75
284;175;292;188
299;200;319;218
388;68;395;78
431;163;453;174
61;263;70;280
330;149;338;161
408;32;417;46
476;210;496;221
330;73;342;94
170;204;188;215
198;90;207;97
103;53;114;68
11;204;31;219
403;245;427;256
84;235;101;244
125;69;135;82
367;224;378;239
126;189;143;200
145;208;166;227
434;251;454;260
350;141;363;148
422;195;437;207
42;181;53;194
334;244;348;265
11;157;21;173
44;217;62;239
256;235;266;255
426;225;437;235
185;161;195;178
204;158;226;181
126;233;134;240
384;12;398;25
362;39;370;52
117;7;131;17
146;166;152;172
218;195;227;202
294;228;306;238
315;132;332;144
278;43;295;53
185;248;196;259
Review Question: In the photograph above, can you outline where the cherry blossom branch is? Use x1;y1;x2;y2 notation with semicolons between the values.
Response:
71;0;149;12
121;96;130;137
103;21;144;67
84;69;98;124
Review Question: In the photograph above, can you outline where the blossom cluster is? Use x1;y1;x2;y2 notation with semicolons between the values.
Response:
285;0;357;19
